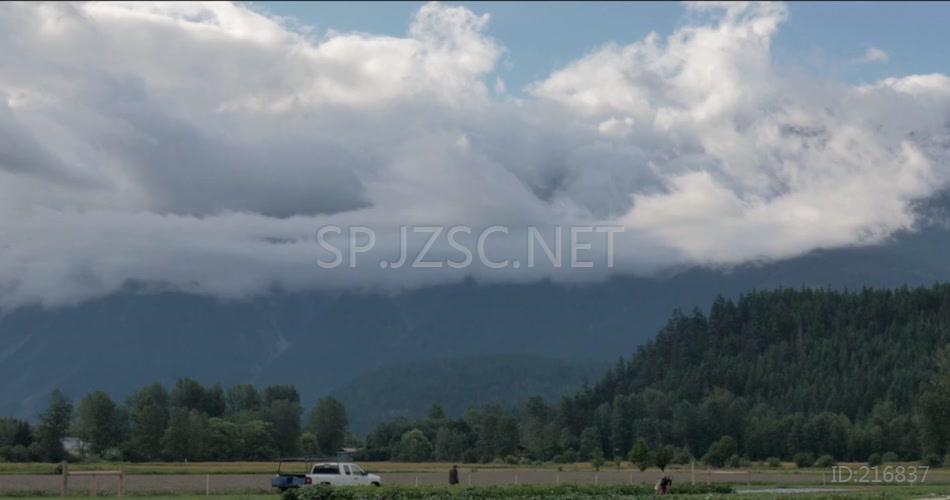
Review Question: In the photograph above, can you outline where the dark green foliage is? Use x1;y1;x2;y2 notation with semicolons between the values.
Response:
35;390;72;462
76;391;123;455
397;429;432;462
654;444;674;471
919;346;950;458
703;436;737;468
307;397;349;455
868;453;883;466
922;453;943;467
794;452;815;468
814;454;835;467
628;438;651;471
283;484;733;500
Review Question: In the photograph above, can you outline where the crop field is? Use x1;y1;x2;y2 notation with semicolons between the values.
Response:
0;462;948;498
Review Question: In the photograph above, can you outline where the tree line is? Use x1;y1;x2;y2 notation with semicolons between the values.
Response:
0;381;349;462
3;286;950;466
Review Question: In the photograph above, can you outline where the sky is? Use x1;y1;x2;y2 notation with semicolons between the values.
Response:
0;1;949;309
261;1;950;91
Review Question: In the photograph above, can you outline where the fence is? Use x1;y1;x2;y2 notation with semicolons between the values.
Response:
61;461;126;496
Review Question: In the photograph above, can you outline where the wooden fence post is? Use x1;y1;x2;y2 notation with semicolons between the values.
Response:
119;465;125;497
60;461;68;496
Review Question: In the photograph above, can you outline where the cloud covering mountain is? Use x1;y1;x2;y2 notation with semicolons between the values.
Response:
0;2;949;308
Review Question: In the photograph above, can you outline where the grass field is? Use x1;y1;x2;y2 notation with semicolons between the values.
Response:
0;461;947;498
1;484;949;499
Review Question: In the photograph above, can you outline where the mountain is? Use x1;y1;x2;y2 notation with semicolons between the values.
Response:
332;354;605;433
4;221;950;421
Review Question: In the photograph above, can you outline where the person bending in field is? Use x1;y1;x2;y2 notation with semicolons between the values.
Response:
655;475;672;495
449;464;459;485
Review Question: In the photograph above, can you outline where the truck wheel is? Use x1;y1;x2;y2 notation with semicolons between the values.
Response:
278;488;287;493
372;482;381;487
321;482;331;486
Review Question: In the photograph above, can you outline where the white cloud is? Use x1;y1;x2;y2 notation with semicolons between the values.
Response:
0;1;948;308
854;46;890;64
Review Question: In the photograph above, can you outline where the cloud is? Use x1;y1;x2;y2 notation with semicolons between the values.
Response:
854;46;890;64
0;1;948;308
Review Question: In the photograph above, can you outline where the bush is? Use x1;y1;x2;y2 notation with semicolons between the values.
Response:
867;453;883;466
703;436;738;468
814;455;835;467
922;453;943;467
283;484;735;500
793;452;815;468
766;457;781;468
504;455;518;465
671;447;693;465
726;454;741;468
881;452;899;463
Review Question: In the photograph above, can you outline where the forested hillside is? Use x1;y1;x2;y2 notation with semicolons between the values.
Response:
360;286;950;465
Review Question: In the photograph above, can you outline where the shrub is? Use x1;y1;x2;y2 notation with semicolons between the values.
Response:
766;457;781;468
590;449;605;471
671;447;693;465
814;455;835;467
504;455;518;465
881;452;899;463
283;484;735;500
922;453;943;467
867;453;883;466
793;452;815;468
654;445;674;471
703;436;738;468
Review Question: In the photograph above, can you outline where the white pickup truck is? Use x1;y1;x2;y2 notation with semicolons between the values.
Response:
271;461;382;490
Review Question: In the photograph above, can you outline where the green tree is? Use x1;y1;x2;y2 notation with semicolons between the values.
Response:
35;390;72;462
240;420;276;460
77;391;121;455
225;384;261;416
263;385;300;405
434;427;468;461
398;429;433;462
169;379;207;412
578;426;600;461
919;347;950;458
306;397;348;455
266;399;302;457
125;384;169;461
655;444;674;471
704;436;738;468
207;418;240;460
0;418;32;448
629;437;652;471
161;408;209;461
